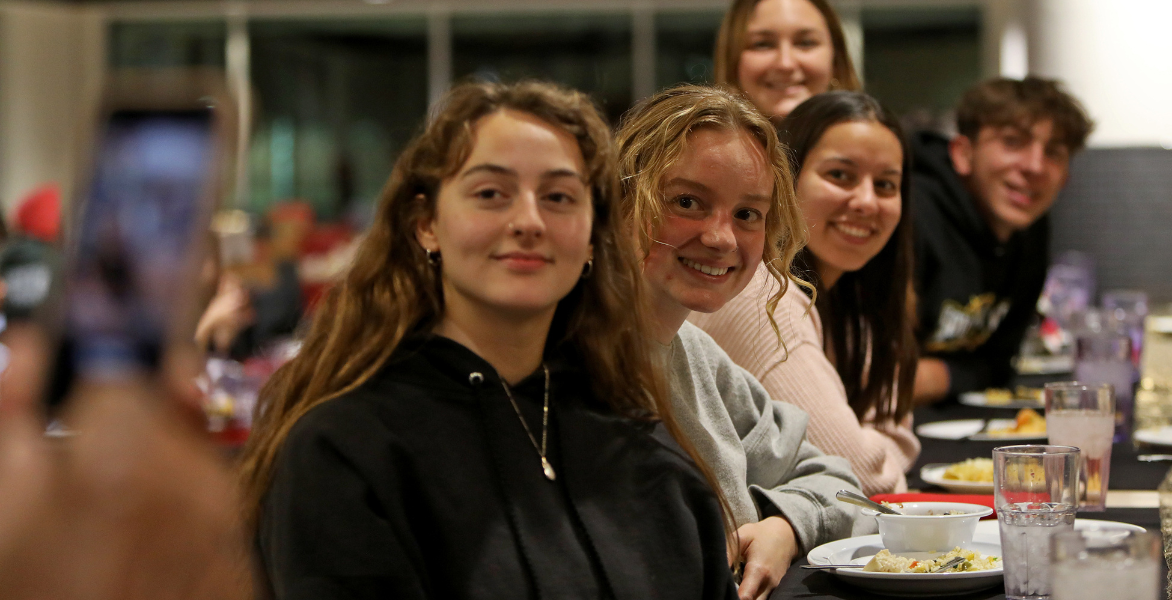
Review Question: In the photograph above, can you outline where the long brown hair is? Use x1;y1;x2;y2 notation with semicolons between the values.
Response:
616;84;808;349
714;0;862;100
238;81;727;536
780;91;917;424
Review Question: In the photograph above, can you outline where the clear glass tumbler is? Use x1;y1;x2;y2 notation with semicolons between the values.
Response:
994;445;1081;600
1045;382;1115;511
1072;309;1136;442
1050;528;1160;600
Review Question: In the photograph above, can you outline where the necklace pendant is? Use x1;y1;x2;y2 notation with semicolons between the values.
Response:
541;457;556;481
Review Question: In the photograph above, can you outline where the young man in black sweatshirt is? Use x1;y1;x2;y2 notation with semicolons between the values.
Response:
911;77;1093;403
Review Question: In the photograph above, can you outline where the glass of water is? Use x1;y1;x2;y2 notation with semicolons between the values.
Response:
1045;382;1115;511
994;445;1081;600
1051;528;1160;600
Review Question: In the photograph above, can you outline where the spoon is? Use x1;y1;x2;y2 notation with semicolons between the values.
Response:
836;490;901;515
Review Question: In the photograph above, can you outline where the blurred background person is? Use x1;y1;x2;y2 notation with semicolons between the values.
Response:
714;0;861;123
911;77;1093;403
691;91;919;496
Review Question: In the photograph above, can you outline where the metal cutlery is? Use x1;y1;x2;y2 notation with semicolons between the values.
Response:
930;556;966;573
836;489;902;515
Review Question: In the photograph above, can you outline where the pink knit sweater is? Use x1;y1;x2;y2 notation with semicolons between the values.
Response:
688;264;920;495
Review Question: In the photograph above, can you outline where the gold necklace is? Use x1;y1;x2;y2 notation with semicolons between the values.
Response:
499;364;555;481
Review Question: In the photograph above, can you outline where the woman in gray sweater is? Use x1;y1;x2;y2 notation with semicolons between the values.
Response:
615;85;860;600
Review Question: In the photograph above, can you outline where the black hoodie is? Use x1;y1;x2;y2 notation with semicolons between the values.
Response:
911;131;1050;396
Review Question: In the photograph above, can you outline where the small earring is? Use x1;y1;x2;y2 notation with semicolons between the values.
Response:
426;249;442;267
581;259;594;279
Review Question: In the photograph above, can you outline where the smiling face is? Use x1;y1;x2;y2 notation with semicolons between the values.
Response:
416;109;594;323
736;0;835;120
797;120;903;289
950;118;1070;242
642;126;773;325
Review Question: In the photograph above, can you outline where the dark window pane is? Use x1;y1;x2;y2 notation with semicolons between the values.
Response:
109;21;226;68
248;19;428;221
452;13;632;124
862;7;981;120
655;10;722;91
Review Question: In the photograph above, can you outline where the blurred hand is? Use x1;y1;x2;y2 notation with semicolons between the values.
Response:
195;274;255;354
734;516;799;600
912;357;951;405
0;325;254;600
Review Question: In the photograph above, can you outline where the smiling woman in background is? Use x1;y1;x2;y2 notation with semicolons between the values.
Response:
240;81;739;600
617;85;859;600
714;0;861;122
690;92;919;496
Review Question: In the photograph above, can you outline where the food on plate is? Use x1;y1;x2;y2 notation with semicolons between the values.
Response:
987;408;1046;437
942;458;994;482
1015;385;1043;402
981;386;1043;405
984;388;1013;404
863;548;1000;573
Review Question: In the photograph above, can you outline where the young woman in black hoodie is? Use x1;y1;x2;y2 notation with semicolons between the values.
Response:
239;81;738;600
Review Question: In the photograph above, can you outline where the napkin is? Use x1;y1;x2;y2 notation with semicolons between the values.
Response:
870;493;998;518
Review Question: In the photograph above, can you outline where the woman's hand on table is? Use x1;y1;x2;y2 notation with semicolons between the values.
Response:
733;515;799;600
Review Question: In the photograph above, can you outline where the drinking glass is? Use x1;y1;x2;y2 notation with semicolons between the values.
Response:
1071;309;1136;441
1051;529;1160;600
1103;290;1149;365
1045;382;1115;511
994;445;1080;600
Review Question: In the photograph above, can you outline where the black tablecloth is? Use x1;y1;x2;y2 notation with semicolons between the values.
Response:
768;398;1169;599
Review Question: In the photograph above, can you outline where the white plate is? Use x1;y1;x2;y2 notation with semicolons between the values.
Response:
1134;426;1172;447
974;518;1145;538
959;392;1044;410
919;463;994;494
806;535;1003;597
915;419;1046;441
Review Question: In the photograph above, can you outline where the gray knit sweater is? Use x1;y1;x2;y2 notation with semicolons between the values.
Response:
665;322;860;551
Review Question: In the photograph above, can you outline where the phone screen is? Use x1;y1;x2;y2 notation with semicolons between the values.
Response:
60;109;215;387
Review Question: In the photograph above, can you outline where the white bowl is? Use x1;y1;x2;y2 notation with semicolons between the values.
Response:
860;501;994;553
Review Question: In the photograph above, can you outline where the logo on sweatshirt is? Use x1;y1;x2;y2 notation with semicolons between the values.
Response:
925;293;1011;352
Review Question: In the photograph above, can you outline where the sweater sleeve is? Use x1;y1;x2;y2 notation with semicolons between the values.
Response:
259;400;429;600
734;365;860;551
688;269;920;497
675;321;861;550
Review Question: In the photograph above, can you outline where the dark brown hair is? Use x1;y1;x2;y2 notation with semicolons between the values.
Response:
238;81;730;539
780;91;917;424
714;0;861;100
956;76;1094;153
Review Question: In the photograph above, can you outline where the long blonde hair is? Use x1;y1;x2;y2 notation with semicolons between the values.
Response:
238;81;732;540
615;84;808;347
714;0;862;99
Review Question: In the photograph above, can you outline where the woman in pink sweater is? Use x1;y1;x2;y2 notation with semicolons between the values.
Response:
690;91;919;495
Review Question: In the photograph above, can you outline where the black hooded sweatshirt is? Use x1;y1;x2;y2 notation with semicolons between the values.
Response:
911;131;1050;396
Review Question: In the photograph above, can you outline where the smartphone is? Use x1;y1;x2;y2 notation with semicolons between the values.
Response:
44;71;235;413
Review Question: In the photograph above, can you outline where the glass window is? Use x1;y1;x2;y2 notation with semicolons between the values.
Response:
862;7;981;123
109;21;226;69
655;10;723;91
248;18;428;222
452;13;632;124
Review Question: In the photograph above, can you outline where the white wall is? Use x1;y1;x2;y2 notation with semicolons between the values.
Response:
1029;0;1172;148
0;2;105;219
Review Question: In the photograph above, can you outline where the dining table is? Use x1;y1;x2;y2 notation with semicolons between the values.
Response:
768;389;1169;600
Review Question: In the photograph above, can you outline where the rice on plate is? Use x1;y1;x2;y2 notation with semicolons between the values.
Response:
863;547;999;573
